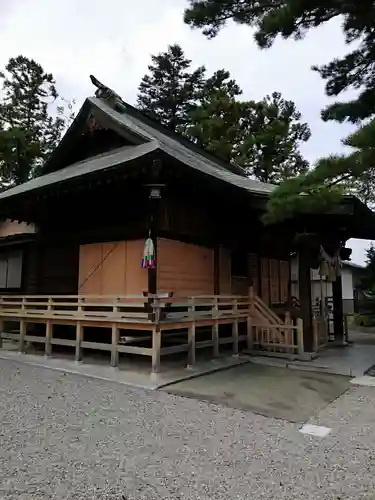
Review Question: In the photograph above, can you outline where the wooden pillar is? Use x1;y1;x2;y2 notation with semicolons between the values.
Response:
146;159;164;296
75;322;82;362
298;250;314;352
187;298;196;367
212;298;219;357
111;324;119;367
187;324;196;367
152;326;161;373
19;320;26;353
232;298;239;356
45;320;52;357
332;274;344;342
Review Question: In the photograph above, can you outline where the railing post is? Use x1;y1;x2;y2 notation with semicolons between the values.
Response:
45;320;52;357
19;297;26;353
77;296;83;314
152;326;161;373
151;297;161;373
297;318;304;356
232;298;239;356
44;298;53;357
75;322;82;362
111;323;119;367
212;297;219;357
187;298;196;368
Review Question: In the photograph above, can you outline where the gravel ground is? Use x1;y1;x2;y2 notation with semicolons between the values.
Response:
1;360;375;499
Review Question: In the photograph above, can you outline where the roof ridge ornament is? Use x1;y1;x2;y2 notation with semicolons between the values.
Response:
89;75;127;113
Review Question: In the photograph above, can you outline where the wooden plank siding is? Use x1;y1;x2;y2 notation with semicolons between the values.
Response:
260;257;290;306
78;240;147;296
248;253;259;295
219;247;231;294
38;241;79;294
157;238;214;295
261;258;270;304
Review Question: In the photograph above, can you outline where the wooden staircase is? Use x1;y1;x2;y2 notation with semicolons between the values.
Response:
247;288;302;354
248;288;285;326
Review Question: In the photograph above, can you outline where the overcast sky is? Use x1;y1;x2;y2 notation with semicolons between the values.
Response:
1;0;371;264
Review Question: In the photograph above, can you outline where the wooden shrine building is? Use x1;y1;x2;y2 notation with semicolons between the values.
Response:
0;77;374;371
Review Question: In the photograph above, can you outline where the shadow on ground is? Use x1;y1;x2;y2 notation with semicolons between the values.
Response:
160;363;351;423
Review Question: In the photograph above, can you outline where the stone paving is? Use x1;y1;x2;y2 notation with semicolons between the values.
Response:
1;358;375;499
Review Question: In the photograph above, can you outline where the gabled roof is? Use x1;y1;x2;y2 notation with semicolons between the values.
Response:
0;142;159;201
0;94;274;202
88;97;273;195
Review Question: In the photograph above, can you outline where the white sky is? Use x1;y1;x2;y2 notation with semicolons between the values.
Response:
1;0;371;264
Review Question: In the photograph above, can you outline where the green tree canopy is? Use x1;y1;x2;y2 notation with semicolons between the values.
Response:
138;45;310;184
186;90;311;183
0;55;73;188
184;0;375;221
137;44;205;132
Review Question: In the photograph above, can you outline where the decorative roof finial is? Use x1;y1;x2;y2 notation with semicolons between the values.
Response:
89;75;126;113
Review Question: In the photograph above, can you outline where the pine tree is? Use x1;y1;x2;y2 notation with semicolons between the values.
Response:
184;1;375;221
0;55;71;187
138;46;310;183
186;88;311;183
184;69;243;161
236;93;310;183
137;44;206;132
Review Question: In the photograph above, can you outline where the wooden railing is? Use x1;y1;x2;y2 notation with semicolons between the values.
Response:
0;292;305;372
0;295;151;323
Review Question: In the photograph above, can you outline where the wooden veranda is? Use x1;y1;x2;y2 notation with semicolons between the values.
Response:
0;289;307;373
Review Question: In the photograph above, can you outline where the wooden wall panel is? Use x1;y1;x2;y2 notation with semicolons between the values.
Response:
261;258;270;304
40;241;79;294
78;240;147;296
219;247;231;294
126;240;147;295
101;242;126;296
248;253;259;295
231;277;249;296
78;243;102;294
158;238;214;295
270;259;280;304
280;260;290;302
